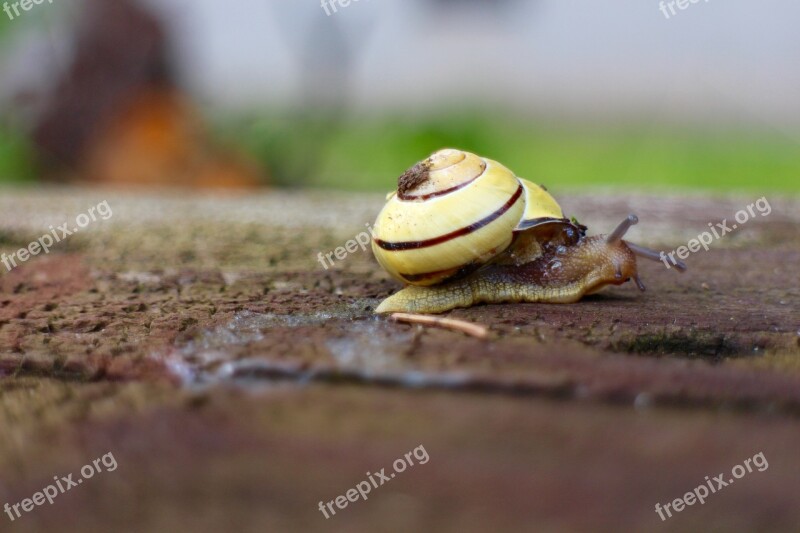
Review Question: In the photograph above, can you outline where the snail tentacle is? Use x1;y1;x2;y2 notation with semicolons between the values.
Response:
606;214;638;244
626;242;687;272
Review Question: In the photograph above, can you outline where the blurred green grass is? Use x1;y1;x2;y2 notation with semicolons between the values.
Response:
2;110;798;193
223;111;800;194
0;126;36;184
0;12;797;194
0;19;38;185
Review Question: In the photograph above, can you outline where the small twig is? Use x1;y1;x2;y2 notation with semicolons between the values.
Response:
389;313;489;339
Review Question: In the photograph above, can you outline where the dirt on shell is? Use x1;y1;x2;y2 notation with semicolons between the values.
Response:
397;160;432;196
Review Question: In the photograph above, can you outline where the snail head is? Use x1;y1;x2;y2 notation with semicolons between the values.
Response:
576;214;686;294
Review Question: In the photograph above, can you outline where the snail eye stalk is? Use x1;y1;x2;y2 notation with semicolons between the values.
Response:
606;214;639;244
607;214;688;272
627;242;688;272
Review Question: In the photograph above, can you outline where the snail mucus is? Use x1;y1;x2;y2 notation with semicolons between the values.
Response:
370;149;686;314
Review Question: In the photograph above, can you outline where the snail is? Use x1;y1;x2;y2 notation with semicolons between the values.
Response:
371;148;686;314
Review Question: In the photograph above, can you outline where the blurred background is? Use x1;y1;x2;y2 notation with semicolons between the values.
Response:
0;0;798;192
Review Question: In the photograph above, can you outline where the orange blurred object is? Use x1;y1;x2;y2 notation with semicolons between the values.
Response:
84;88;260;189
32;0;263;190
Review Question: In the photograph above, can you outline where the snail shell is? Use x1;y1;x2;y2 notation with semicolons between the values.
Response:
371;148;568;286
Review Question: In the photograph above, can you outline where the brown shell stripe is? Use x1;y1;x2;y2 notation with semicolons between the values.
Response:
397;161;487;201
374;183;524;252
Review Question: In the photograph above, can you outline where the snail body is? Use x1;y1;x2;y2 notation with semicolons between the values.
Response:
372;149;685;314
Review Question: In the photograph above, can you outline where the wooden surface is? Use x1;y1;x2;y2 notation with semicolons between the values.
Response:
0;188;798;532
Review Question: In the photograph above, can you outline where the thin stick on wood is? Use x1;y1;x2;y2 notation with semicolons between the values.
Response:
389;313;489;339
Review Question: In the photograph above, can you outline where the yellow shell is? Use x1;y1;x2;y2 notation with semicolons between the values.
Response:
371;148;565;286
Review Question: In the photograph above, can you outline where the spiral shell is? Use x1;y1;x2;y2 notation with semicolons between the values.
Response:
371;148;565;286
